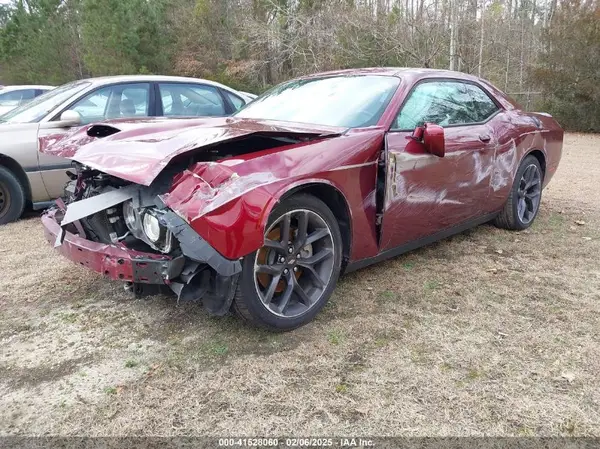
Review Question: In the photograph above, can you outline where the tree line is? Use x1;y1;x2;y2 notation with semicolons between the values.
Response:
0;0;598;131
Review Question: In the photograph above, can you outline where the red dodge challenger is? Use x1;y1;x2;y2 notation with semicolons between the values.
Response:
41;68;563;331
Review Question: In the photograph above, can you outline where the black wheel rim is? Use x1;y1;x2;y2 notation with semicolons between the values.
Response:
254;209;335;318
0;182;10;219
517;164;542;224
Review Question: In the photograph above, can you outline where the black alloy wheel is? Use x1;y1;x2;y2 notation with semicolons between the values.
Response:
232;194;343;331
494;155;544;231
516;163;542;225
254;208;335;317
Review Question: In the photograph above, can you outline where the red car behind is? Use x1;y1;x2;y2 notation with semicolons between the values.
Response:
41;68;563;331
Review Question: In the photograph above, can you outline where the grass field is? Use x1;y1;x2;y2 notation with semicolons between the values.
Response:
1;133;599;436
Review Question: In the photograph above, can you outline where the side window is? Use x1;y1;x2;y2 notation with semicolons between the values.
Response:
463;83;499;122
158;83;226;117
20;89;36;101
224;91;245;111
69;83;150;125
0;90;25;106
394;81;498;130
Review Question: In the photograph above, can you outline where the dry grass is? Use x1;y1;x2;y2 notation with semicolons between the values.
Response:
1;133;599;436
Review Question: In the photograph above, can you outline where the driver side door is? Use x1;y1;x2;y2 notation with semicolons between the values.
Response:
379;79;499;251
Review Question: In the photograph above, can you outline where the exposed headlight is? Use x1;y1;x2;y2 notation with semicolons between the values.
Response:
142;212;161;243
122;201;174;254
141;209;174;253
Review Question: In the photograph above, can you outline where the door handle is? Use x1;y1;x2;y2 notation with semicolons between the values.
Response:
479;134;491;143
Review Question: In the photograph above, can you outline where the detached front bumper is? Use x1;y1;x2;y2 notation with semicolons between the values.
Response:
41;208;183;285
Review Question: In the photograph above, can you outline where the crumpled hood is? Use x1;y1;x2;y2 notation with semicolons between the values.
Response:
43;117;344;186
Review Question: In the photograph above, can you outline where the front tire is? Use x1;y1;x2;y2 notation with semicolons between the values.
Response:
232;194;343;331
494;155;543;230
0;166;26;225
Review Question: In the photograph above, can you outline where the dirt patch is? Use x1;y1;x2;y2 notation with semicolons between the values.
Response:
0;133;599;436
0;355;94;390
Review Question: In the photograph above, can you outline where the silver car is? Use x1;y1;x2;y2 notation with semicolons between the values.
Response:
0;85;55;116
0;75;254;224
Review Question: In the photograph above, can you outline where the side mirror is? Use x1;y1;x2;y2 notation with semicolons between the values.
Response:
58;110;82;127
412;123;445;157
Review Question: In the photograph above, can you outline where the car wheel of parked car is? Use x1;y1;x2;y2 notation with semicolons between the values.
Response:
0;166;26;225
233;194;343;331
494;155;543;231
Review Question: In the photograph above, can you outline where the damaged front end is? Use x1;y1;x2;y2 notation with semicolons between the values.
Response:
42;163;241;315
41;117;347;314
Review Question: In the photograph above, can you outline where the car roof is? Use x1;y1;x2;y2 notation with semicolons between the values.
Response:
0;85;55;91
298;67;486;83
294;67;518;110
80;75;245;94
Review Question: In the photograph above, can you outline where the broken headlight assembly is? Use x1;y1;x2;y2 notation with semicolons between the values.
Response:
123;200;174;254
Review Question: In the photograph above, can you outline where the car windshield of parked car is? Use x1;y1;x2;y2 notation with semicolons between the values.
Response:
234;75;400;128
0;89;35;106
0;81;90;124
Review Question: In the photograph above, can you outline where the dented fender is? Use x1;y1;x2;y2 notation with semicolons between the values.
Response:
163;169;350;261
161;130;385;261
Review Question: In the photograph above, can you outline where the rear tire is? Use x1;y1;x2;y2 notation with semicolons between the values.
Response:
494;155;543;230
232;194;343;331
0;166;26;225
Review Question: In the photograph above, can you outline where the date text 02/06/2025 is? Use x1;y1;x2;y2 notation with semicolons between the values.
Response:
217;438;375;447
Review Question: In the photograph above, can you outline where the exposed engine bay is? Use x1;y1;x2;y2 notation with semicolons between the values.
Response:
64;166;181;253
62;167;153;250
